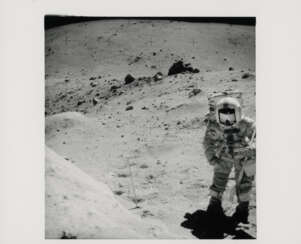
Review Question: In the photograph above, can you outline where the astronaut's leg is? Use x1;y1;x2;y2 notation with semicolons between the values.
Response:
209;159;233;199
232;161;255;224
207;159;233;216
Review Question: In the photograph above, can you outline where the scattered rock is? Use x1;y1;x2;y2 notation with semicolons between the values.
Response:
242;73;253;79
129;56;141;65
141;106;149;110
188;88;202;98
124;74;135;84
90;81;98;87
153;72;163;81
168;60;199;75
89;77;96;81
77;99;85;106
129;196;144;204
146;174;154;181
113;190;124;196
125;106;134;111
61;231;77;239
141;210;154;218
140;164;149;169
110;85;120;92
92;97;99;105
117;173;129;178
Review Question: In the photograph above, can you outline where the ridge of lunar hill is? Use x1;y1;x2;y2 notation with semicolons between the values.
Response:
45;19;256;238
45;147;176;239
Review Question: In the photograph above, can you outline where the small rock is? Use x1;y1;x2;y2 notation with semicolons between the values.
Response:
140;164;149;169
92;97;99;105
110;85;120;92
90;81;98;87
77;99;85;106
188;88;202;98
61;231;77;239
113;190;124;195
124;74;135;84
242;73;251;79
153;72;163;81
231;79;238;82
117;173;129;178
229;67;234;71
168;60;199;75
146;174;154;180
125;106;134;111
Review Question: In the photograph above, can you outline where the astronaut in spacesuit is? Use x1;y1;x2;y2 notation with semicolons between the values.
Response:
203;94;256;224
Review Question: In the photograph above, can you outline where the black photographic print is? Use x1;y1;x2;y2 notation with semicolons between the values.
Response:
45;16;256;239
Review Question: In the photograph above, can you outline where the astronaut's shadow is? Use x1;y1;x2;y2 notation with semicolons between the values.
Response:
180;209;255;239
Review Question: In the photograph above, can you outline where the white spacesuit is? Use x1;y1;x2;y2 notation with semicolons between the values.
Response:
203;92;256;224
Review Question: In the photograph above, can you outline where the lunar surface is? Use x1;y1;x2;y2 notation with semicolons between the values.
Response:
45;19;256;239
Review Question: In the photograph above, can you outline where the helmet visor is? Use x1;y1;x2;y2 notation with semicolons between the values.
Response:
218;108;237;126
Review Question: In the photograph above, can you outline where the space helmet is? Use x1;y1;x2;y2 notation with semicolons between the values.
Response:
215;97;242;128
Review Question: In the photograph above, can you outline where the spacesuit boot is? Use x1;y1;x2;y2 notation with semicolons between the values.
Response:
231;201;249;224
206;196;225;218
204;196;225;238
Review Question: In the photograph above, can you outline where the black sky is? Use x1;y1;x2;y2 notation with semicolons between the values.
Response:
45;16;256;30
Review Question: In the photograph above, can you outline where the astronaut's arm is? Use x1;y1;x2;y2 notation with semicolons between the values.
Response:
202;126;223;165
240;120;256;159
244;119;256;144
